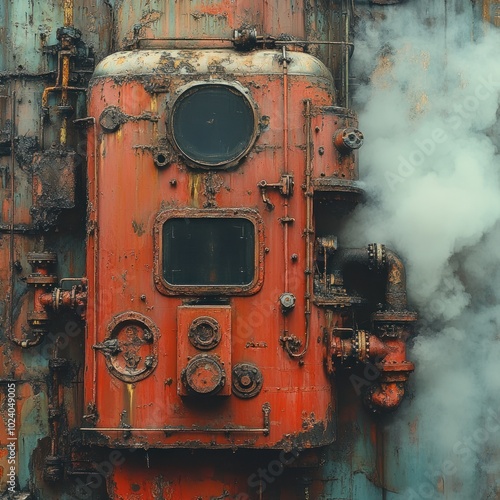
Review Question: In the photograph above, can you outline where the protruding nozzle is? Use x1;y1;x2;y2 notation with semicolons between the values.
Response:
333;127;364;154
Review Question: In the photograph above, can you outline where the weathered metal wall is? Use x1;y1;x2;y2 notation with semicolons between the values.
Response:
1;0;499;499
0;1;111;498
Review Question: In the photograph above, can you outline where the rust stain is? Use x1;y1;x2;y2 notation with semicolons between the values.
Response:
191;0;234;24
202;171;223;208
484;0;492;22
140;10;162;25
132;220;145;236
188;173;202;207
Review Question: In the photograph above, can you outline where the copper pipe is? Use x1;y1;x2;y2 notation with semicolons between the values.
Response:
40;0;82;148
41;86;86;107
61;0;73;146
41;86;86;108
60;55;70;146
330;331;411;364
63;0;73;27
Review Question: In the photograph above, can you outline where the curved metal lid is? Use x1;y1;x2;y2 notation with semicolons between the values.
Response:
92;49;333;82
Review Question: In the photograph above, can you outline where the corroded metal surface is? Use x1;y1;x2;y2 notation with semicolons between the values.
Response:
93;48;335;81
3;1;497;499
84;45;339;455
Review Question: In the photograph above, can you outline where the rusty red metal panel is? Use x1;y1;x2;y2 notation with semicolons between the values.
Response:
177;306;232;397
0;0;433;498
83;48;337;452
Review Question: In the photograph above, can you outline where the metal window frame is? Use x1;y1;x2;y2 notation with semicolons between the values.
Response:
153;208;265;296
166;80;260;170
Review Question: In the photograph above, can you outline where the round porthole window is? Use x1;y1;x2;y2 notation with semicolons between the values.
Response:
170;83;258;168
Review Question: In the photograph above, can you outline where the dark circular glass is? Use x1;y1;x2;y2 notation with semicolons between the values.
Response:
171;85;256;167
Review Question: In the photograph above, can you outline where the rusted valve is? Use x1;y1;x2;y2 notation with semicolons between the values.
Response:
333;128;364;154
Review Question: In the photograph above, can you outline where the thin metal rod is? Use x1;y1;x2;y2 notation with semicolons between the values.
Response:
139;36;233;42
274;40;354;47
137;36;354;47
88;117;98;406
282;46;290;294
8;91;15;344
80;427;269;433
345;2;351;107
284;100;313;359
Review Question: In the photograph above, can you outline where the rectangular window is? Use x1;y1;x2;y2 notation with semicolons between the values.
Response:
162;217;255;286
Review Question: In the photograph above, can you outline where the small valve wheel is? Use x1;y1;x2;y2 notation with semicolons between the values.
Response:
232;363;263;399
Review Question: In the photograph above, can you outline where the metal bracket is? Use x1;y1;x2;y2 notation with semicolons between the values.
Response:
258;174;294;210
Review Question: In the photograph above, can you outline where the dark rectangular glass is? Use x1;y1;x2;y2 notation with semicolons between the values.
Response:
163;218;255;286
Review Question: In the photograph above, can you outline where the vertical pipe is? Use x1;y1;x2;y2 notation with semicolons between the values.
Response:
60;56;70;146
285;100;312;359
8;91;15;344
281;46;291;344
282;46;290;293
60;0;74;147
344;3;350;108
89;118;98;405
63;0;74;27
303;99;313;357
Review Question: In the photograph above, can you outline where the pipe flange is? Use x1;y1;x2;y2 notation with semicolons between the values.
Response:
372;311;418;323
26;274;59;286
368;243;386;272
351;330;370;362
27;252;57;266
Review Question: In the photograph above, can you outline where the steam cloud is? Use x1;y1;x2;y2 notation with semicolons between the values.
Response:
343;2;500;497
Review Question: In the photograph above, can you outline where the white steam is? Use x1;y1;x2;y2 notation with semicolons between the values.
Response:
344;3;500;497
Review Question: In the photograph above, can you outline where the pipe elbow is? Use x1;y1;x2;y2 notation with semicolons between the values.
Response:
331;244;410;312
365;381;406;413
